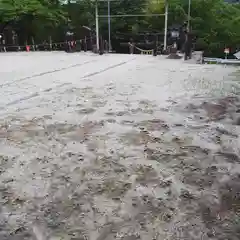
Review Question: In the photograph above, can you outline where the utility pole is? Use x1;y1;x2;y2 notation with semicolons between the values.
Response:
187;0;191;31
164;0;168;51
107;0;112;52
95;0;100;52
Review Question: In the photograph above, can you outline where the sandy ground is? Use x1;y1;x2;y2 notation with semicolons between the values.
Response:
0;52;240;240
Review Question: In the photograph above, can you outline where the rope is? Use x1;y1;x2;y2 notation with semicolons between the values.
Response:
128;42;154;55
0;36;96;52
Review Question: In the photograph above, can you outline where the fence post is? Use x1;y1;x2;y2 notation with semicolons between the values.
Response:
31;37;35;51
129;43;134;54
84;36;87;52
49;36;52;51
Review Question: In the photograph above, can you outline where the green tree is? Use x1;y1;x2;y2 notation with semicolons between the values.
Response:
0;0;240;55
0;0;66;44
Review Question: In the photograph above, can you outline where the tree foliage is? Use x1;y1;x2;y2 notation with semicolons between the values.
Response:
0;0;240;55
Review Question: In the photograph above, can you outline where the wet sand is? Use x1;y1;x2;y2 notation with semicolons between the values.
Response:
0;52;240;240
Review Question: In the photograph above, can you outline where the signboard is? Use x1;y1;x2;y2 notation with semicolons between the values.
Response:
234;51;240;59
171;30;179;38
224;48;230;54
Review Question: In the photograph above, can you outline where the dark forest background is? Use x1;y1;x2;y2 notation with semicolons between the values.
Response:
0;0;240;56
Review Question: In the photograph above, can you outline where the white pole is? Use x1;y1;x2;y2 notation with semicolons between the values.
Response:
187;0;191;31
95;0;100;52
49;36;52;51
31;37;35;51
108;0;111;52
164;0;168;51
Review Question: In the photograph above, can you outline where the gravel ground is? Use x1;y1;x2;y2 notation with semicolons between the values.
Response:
0;52;240;240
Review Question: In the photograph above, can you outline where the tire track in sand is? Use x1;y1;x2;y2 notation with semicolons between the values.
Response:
0;57;136;109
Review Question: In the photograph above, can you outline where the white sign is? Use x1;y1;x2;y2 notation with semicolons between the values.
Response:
224;48;230;54
171;31;179;38
234;51;240;59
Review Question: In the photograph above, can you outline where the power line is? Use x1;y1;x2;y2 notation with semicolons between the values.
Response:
98;13;165;18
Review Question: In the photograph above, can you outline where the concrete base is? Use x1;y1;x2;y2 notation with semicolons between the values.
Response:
166;53;182;59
